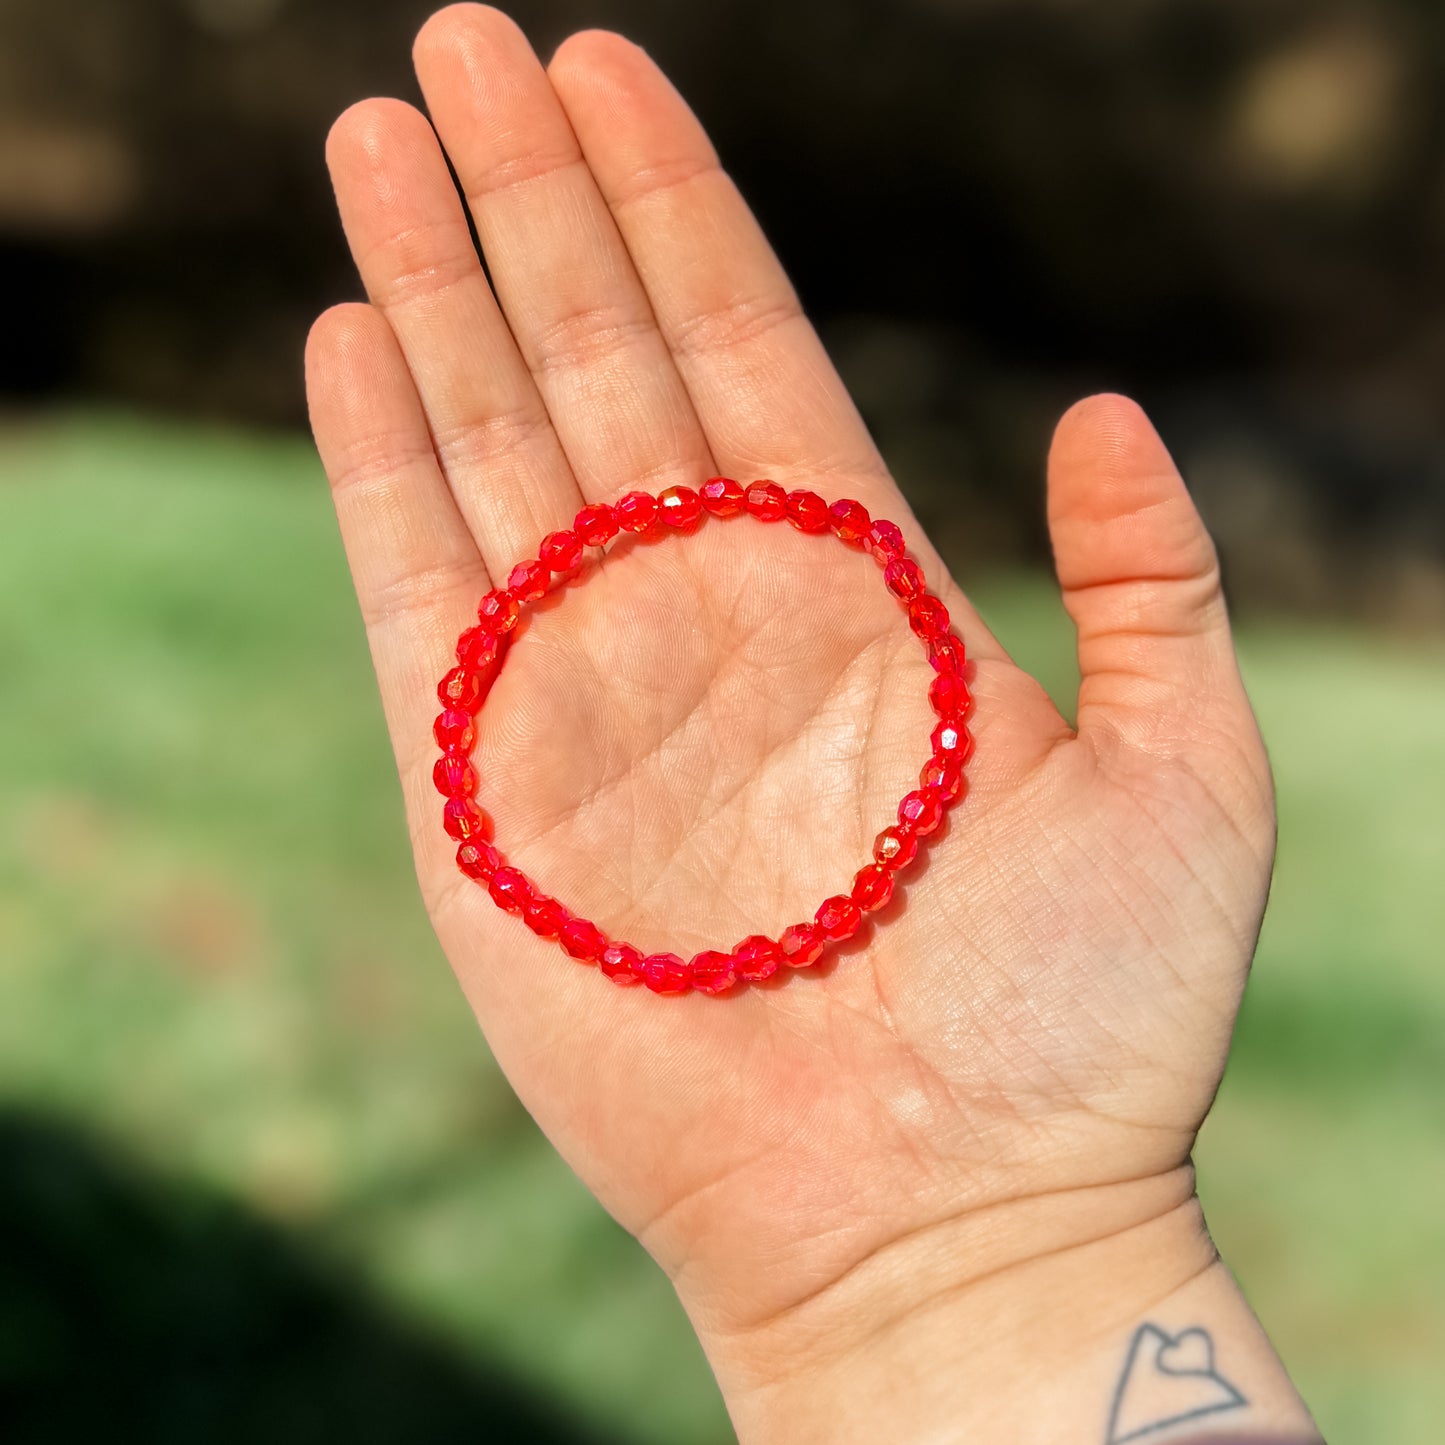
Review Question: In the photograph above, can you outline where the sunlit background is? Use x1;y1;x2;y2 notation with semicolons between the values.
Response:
2;2;1442;1441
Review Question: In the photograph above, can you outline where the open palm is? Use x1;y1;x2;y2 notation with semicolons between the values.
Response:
306;3;1275;1383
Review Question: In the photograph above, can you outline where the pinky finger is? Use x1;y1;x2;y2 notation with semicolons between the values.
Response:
304;303;490;865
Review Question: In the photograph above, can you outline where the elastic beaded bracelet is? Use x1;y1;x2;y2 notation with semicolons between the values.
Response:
433;479;975;997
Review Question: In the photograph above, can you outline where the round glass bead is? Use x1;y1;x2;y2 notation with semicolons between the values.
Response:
884;557;926;601
700;476;745;516
642;952;691;994
456;626;503;673
599;941;644;985
815;895;863;941
615;490;659;533
477;588;520;633
867;519;905;564
540;529;583;571
433;753;476;797
560;917;606;961
658;485;703;528
438;666;484;712
929;672;972;719
851;863;895;912
434;708;475;752
785;489;829;533
920;753;965;803
744;481;786;521
932;719;974;762
524;896;567;938
443;797;486;841
689;950;738;995
732;935;781;984
779;922;825;967
507;559;549;602
873;825;919;870
828;498;870;544
927;634;965;675
488;866;531;914
898;787;944;836
574;503;619;546
456;839;500;880
907;594;950;639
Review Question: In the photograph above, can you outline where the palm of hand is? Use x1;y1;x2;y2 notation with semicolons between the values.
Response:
308;6;1275;1348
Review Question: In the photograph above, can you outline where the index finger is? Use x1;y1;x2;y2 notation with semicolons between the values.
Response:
546;31;891;500
547;29;1013;667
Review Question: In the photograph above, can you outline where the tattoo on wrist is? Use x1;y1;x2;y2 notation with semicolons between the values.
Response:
1105;1323;1246;1444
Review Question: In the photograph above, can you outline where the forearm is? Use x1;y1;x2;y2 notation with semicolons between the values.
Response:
688;1177;1322;1445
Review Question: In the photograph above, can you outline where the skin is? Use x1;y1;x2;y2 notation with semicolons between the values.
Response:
306;8;1323;1440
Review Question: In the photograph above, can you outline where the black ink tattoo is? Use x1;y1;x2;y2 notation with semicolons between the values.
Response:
1104;1323;1247;1444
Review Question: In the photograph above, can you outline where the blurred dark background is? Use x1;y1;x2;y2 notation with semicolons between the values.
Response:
3;2;1443;1442
6;0;1445;622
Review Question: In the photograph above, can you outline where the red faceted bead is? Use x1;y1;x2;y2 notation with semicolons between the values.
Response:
574;503;619;546
920;753;965;803
929;672;972;719
908;594;950;640
560;917;606;962
932;719;974;763
873;825;919;870
785;489;829;533
732;934;781;984
815;895;863;941
443;797;487;842
540;529;583;572
828;498;871;544
642;952;690;994
438;666;484;712
434;708;475;752
700;476;745;516
658;485;703;528
457;627;503;674
599;941;644;985
456;839;501;881
433;753;477;798
524;895;567;938
851;863;895;912
898;786;944;837
507;558;549;602
477;588;520;634
614;490;659;533
779;922;825;968
927;633;966;674
867;519;906;564
884;557;926;601
689;950;738;995
744;481;787;521
488;866;531;914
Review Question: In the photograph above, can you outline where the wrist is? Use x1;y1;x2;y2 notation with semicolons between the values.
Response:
679;1167;1321;1445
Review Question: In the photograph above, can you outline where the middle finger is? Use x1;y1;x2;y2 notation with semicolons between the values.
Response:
413;4;715;501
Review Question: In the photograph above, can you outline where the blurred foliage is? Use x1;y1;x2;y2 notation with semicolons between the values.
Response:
1;412;1441;1440
3;0;1445;619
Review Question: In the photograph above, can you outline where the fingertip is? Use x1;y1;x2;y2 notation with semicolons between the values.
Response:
414;2;532;78
1048;392;1176;519
547;26;714;180
305;302;385;383
325;96;431;178
304;304;416;479
547;26;647;79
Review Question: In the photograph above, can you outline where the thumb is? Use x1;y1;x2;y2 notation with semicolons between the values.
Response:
1046;393;1250;756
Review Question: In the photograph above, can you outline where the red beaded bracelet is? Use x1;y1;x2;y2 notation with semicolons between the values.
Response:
433;478;974;996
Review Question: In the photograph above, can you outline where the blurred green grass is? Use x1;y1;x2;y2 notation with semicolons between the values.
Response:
1;410;1441;1442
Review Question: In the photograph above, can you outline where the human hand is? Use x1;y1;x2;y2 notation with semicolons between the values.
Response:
305;8;1320;1441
